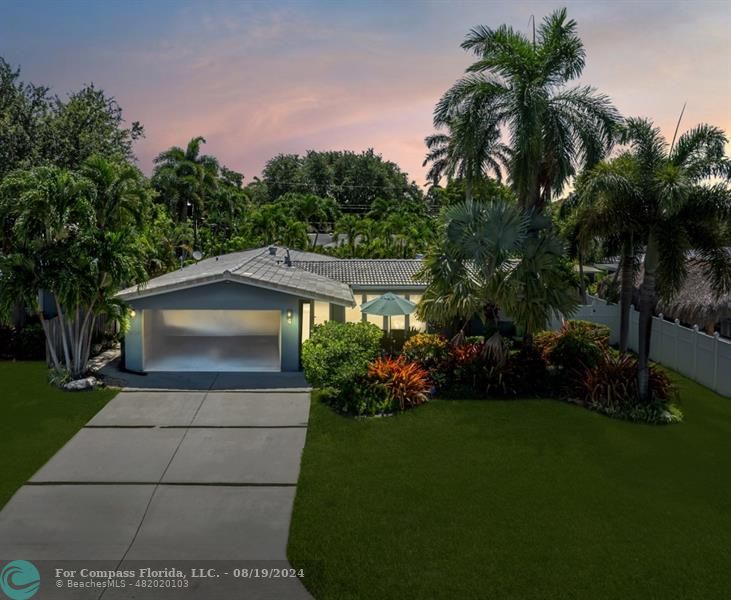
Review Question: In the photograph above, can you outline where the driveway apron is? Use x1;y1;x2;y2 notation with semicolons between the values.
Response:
0;375;313;599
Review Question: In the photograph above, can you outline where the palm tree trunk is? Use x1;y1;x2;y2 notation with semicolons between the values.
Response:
637;234;658;401
39;314;62;371
619;236;634;353
54;296;72;371
578;249;587;304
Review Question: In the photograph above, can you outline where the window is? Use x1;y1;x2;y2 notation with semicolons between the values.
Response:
313;301;330;326
408;294;427;332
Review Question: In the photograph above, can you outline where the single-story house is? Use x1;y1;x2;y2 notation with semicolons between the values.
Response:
116;246;427;373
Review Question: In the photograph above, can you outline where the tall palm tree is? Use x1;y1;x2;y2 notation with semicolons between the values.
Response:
423;104;510;200
575;154;644;352
435;8;620;212
583;118;731;400
153;136;219;224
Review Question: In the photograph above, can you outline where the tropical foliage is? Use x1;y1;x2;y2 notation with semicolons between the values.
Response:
0;159;148;377
432;8;620;211
301;321;383;398
416;198;578;341
570;118;731;399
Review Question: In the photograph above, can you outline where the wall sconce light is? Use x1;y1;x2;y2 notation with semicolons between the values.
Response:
129;309;137;319
286;309;293;324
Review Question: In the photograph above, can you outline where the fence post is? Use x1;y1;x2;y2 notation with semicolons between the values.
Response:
713;332;720;393
674;318;680;372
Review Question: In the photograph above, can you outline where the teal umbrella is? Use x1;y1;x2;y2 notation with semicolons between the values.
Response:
360;292;417;332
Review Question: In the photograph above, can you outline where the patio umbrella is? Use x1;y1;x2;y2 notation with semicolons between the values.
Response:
360;292;417;332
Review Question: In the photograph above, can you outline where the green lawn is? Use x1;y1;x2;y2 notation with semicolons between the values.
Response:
288;374;731;600
0;362;116;508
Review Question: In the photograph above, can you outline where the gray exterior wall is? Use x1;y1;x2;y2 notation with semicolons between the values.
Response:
124;282;303;372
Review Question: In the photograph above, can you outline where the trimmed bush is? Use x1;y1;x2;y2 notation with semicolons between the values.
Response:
537;320;609;382
578;350;681;423
301;320;383;397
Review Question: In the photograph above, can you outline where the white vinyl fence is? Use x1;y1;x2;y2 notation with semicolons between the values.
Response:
550;295;731;397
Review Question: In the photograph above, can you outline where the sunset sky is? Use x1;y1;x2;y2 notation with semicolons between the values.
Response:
1;0;729;186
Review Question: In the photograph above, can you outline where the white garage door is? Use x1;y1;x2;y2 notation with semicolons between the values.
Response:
143;310;281;372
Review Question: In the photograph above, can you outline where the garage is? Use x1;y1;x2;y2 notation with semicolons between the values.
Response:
143;309;281;372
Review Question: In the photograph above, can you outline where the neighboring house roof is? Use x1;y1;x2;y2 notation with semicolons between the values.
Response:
634;260;731;329
117;247;355;306
294;259;425;288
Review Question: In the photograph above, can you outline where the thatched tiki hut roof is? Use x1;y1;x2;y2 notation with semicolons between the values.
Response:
634;260;731;331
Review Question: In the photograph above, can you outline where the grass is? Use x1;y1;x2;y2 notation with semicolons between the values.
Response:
0;361;116;509
288;373;731;600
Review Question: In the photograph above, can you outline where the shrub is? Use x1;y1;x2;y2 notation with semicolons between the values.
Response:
502;344;553;396
402;333;449;366
0;324;46;360
367;356;431;412
537;321;609;383
550;330;603;371
435;341;519;398
578;351;681;424
15;324;46;360
380;329;417;356
566;320;610;345
301;321;383;397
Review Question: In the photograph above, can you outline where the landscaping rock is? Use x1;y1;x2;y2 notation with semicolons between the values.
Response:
64;377;98;391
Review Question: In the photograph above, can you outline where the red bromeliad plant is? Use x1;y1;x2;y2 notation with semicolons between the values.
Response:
367;356;431;411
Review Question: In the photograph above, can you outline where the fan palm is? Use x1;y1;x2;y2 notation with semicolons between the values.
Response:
416;198;577;345
435;8;620;212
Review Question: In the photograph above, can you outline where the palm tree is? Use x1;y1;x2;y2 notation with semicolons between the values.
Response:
584;118;731;400
423;104;510;200
333;214;361;258
435;8;620;212
286;193;340;249
81;155;149;229
416;198;577;346
153;136;219;224
0;166;147;376
575;154;643;352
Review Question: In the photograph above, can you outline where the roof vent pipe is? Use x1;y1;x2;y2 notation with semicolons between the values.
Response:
284;248;292;267
415;253;424;260
268;246;277;256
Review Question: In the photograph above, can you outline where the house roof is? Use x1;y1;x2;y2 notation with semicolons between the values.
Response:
117;247;356;306
634;260;731;329
294;259;425;288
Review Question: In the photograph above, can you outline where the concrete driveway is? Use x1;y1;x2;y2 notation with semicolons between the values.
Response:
0;378;313;599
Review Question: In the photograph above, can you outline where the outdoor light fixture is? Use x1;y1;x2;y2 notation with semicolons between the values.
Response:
287;309;293;324
129;309;137;319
